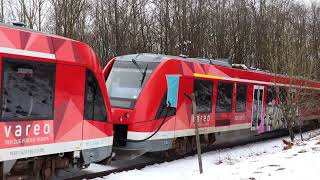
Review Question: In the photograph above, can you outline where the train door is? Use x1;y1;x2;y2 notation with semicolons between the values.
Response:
174;76;214;137
82;69;110;147
251;85;264;130
54;64;84;145
174;76;193;136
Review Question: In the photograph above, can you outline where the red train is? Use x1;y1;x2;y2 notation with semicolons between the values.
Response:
103;53;320;159
0;23;113;179
2;21;320;178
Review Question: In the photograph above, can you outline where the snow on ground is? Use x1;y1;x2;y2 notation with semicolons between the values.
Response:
95;130;320;180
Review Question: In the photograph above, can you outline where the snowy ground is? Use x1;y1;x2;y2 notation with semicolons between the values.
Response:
94;129;320;180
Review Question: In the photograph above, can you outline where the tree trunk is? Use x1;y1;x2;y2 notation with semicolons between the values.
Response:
299;124;303;141
288;122;295;142
297;118;304;141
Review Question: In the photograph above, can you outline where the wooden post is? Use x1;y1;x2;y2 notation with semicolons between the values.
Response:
191;93;203;174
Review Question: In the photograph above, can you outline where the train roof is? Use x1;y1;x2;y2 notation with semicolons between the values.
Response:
0;23;102;73
115;53;232;68
114;53;320;89
0;22;74;41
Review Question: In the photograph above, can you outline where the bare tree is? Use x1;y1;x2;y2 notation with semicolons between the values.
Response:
50;0;87;39
17;0;46;30
1;0;320;76
268;1;320;141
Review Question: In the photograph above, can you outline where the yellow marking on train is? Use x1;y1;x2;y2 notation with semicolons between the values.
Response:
193;73;224;80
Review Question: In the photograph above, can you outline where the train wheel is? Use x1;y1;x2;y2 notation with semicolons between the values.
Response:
175;138;185;155
160;149;175;160
188;136;197;152
208;133;216;144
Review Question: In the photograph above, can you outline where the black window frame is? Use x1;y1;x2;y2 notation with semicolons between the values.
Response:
216;81;234;113
236;83;247;112
279;87;288;104
193;79;213;114
84;68;108;122
289;89;297;100
0;57;56;121
266;86;277;105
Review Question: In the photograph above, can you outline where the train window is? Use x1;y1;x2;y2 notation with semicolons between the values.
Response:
156;92;176;119
267;87;277;105
216;81;234;113
236;84;247;112
279;87;287;104
194;79;213;114
290;89;297;100
106;61;158;109
84;69;108;121
1;58;55;120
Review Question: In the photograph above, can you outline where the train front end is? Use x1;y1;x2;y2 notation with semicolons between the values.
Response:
0;23;114;179
104;54;178;160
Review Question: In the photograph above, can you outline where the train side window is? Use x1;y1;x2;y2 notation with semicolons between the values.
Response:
216;81;234;113
156;92;176;119
236;84;247;112
267;87;277;105
194;79;213;114
84;69;108;121
1;58;55;120
290;89;296;100
279;87;287;104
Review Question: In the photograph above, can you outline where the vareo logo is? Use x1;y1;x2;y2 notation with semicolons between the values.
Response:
4;123;50;138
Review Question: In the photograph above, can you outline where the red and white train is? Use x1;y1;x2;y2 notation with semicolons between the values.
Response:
104;53;320;158
0;23;113;179
2;21;320;178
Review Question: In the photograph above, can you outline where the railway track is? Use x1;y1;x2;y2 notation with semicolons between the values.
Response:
61;128;320;180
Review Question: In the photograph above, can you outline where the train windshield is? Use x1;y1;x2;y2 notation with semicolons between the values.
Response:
106;60;158;109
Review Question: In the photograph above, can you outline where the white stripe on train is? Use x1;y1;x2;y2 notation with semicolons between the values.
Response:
127;123;252;141
0;47;56;60
0;136;113;161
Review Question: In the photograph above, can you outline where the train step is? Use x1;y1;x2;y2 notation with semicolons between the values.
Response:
113;148;147;161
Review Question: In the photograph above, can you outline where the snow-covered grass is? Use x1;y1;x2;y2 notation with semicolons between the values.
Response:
95;130;320;180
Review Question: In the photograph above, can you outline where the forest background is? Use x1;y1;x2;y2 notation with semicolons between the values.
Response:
0;0;319;78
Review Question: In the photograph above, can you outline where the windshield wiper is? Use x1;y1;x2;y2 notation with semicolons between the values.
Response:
132;57;143;74
140;64;149;86
131;55;149;87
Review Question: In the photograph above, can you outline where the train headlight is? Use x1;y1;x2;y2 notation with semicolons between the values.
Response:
125;112;130;118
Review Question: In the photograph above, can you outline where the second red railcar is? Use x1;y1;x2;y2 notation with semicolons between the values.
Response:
104;53;320;158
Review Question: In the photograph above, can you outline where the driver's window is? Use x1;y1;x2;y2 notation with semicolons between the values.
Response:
84;69;107;121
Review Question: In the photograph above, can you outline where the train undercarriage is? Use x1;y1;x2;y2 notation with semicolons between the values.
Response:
112;119;320;161
1;145;113;180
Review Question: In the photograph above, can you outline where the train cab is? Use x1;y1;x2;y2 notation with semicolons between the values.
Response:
0;23;113;179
